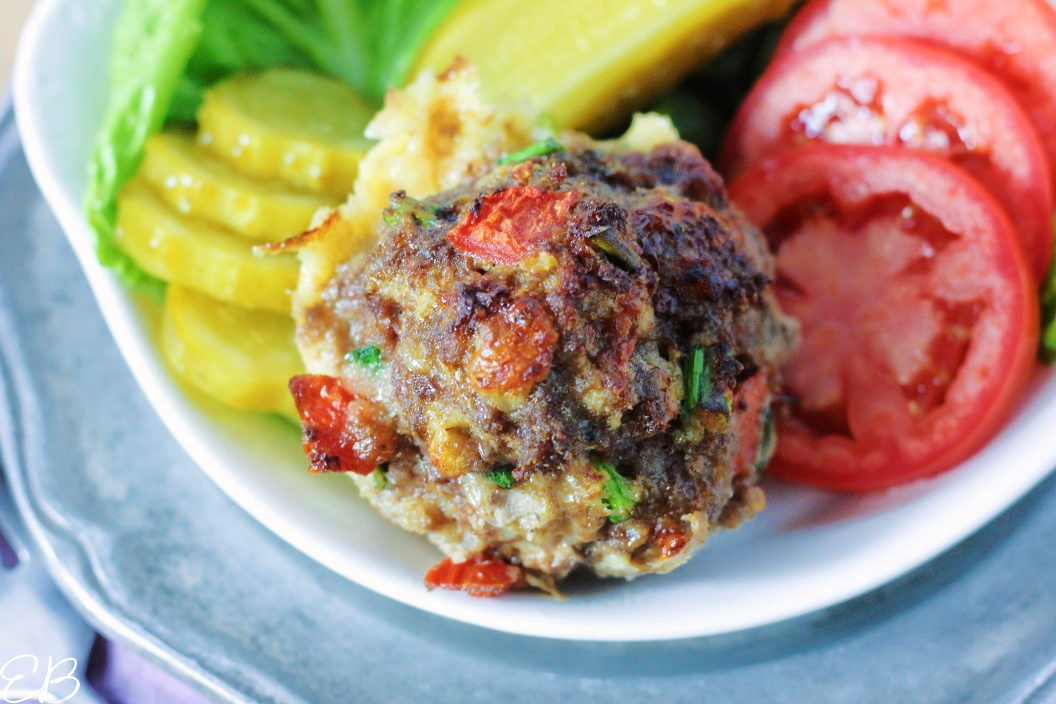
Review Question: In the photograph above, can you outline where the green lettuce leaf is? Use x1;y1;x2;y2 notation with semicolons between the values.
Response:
169;1;316;123
173;0;461;109
85;0;208;294
1041;219;1056;361
84;0;460;289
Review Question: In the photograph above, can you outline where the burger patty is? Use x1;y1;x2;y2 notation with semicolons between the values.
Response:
293;135;796;583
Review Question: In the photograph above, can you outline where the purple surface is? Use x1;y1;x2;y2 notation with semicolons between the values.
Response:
0;512;209;704
0;523;17;568
87;638;210;704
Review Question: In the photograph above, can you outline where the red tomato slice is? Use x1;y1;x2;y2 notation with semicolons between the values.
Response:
448;185;580;265
730;145;1038;491
424;556;524;597
773;0;1056;190
289;374;397;475
722;37;1053;281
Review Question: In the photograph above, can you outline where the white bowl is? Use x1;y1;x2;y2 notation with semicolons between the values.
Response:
15;0;1056;641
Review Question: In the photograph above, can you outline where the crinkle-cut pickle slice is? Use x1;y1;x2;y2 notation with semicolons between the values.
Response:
415;0;797;131
197;68;375;198
115;179;298;313
140;131;335;243
162;285;303;420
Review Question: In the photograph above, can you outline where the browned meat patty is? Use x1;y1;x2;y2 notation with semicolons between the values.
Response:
293;134;796;584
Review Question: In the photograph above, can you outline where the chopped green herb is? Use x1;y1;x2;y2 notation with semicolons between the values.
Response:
682;346;709;415
345;345;383;369
487;465;516;489
594;459;637;523
371;466;388;490
589;227;642;271
382;195;439;227
498;137;565;166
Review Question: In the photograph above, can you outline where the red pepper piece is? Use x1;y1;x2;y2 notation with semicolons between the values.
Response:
468;297;558;395
424;556;524;598
658;530;691;559
448;185;580;265
289;374;396;475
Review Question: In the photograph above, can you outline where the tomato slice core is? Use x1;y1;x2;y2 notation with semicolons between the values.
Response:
779;200;977;431
721;38;1053;279
731;145;1037;491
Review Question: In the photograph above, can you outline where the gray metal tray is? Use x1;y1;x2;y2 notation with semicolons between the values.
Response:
2;106;1056;704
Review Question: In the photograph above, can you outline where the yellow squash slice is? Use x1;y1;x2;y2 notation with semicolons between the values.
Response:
415;0;797;131
162;285;303;420
115;179;298;313
197;68;375;197
140;131;336;243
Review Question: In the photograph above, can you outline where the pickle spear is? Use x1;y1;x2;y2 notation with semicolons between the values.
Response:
414;0;796;131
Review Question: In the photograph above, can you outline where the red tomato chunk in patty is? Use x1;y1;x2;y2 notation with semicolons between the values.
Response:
289;374;397;475
731;144;1037;491
424;557;524;597
448;185;580;265
469;297;559;395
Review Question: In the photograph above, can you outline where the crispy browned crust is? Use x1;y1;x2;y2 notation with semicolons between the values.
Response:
257;210;342;255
